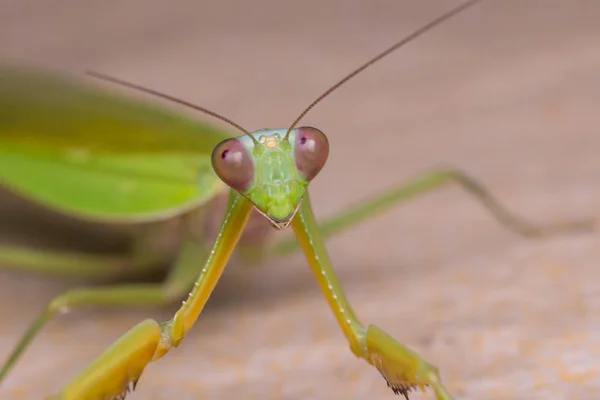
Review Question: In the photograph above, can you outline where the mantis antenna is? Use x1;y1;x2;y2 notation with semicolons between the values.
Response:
283;0;486;140
85;70;260;145
87;0;484;145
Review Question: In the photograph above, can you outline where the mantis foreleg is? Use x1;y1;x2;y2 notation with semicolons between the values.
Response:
292;192;455;399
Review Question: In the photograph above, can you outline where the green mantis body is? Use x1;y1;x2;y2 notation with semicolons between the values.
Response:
0;0;595;398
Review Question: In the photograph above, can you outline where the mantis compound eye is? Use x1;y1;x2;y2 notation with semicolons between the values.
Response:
294;126;329;181
211;138;254;192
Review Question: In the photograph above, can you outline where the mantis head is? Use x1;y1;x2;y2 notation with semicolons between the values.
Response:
86;0;483;232
211;127;329;229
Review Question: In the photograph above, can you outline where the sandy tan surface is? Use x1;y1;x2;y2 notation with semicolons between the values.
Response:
1;0;600;399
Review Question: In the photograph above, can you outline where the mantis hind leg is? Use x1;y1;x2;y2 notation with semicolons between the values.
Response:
272;168;595;256
0;221;180;281
0;236;205;388
0;244;165;280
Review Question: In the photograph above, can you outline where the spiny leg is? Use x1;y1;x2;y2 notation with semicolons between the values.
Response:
45;191;252;400
0;235;205;389
292;192;454;399
274;168;595;256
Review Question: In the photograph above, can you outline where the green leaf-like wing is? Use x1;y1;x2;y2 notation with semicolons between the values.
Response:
0;64;232;222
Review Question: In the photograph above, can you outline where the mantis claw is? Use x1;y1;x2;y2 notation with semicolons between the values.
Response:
363;325;453;400
113;375;140;400
115;379;138;400
46;319;162;400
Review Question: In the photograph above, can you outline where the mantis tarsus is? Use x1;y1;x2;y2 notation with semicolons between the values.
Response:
0;0;595;398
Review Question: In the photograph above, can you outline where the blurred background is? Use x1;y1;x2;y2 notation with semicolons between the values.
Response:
0;0;599;399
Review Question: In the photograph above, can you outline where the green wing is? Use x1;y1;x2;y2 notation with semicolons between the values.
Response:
0;64;231;223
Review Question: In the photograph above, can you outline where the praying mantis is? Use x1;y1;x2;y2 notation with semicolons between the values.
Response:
0;0;596;398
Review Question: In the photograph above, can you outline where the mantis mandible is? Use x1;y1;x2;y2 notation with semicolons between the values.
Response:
0;0;595;398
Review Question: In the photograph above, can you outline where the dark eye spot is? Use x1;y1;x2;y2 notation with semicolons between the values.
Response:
300;136;307;145
221;149;229;159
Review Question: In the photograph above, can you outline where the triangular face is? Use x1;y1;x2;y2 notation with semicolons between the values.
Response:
211;127;329;230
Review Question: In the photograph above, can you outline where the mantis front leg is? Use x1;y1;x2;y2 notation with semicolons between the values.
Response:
47;190;252;400
292;193;453;399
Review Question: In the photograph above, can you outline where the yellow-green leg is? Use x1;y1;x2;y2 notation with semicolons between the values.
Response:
0;220;182;280
16;168;594;399
273;168;594;256
292;192;453;399
0;244;165;280
0;236;207;391
44;190;253;400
